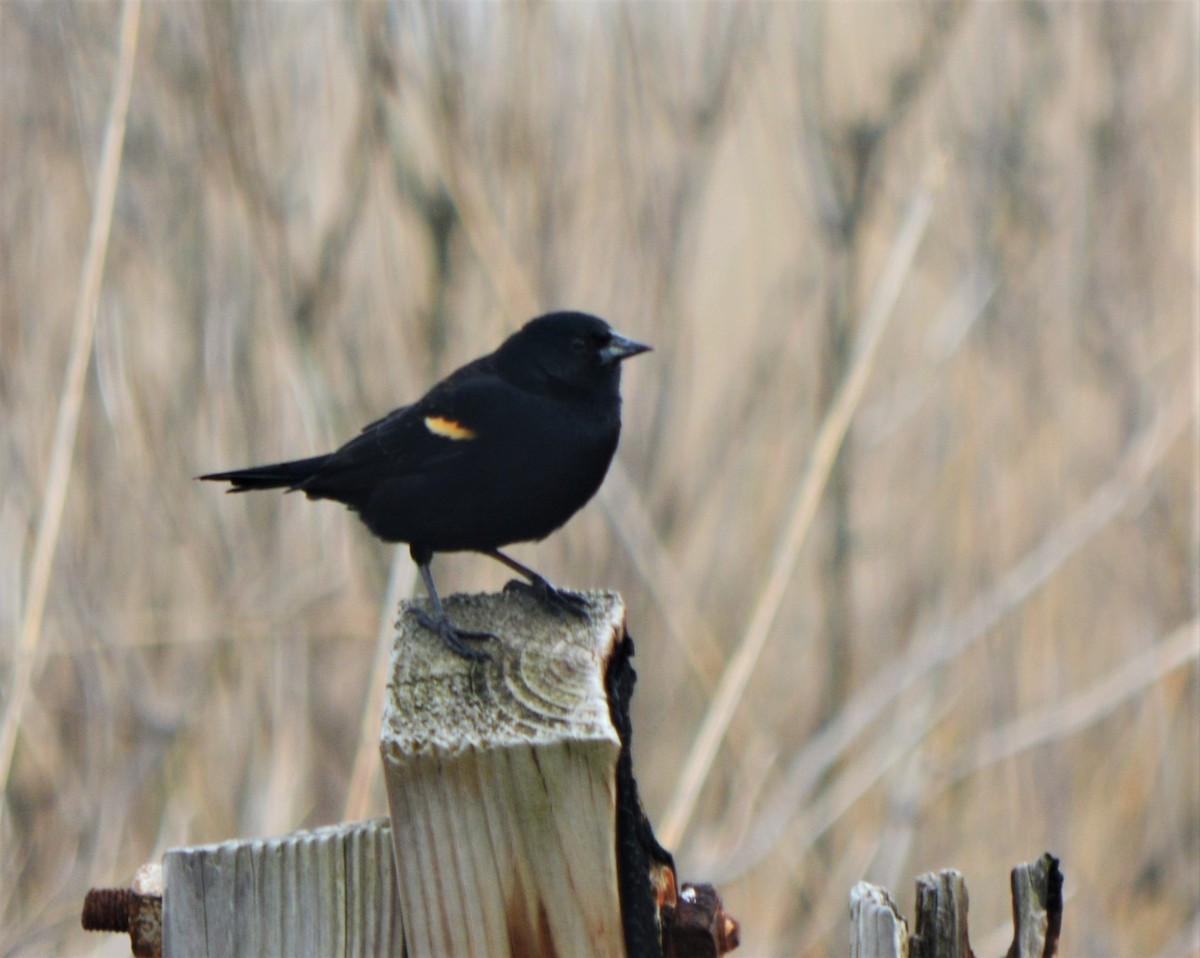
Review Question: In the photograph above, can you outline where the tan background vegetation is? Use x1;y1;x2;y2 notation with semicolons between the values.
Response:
1;2;1196;955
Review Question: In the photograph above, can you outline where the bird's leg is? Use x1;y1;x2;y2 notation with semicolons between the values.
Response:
483;549;590;619
410;555;495;660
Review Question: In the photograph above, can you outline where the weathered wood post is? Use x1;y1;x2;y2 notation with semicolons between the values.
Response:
379;588;635;957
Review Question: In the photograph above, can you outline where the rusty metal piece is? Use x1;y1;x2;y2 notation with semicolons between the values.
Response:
82;864;163;958
651;856;679;911
83;887;135;932
662;881;740;958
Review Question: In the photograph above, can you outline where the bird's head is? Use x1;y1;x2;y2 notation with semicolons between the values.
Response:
497;311;651;400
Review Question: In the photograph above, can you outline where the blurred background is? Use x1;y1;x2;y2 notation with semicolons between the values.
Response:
1;2;1196;955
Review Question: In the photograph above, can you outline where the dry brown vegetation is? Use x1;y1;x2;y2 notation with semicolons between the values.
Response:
1;3;1196;955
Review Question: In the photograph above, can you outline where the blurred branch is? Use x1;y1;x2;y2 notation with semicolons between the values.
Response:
795;3;964;716
799;2;964;236
763;617;1198;886
291;54;379;343
598;463;737;686
615;7;756;467
719;394;1195;879
201;1;287;260
658;157;943;849
399;63;539;323
856;270;997;449
0;0;142;837
369;8;462;369
598;460;781;780
949;618;1199;784
771;689;952;872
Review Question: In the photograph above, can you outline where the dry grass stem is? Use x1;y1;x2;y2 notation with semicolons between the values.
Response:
658;160;941;848
342;548;416;823
0;0;142;834
952;618;1199;784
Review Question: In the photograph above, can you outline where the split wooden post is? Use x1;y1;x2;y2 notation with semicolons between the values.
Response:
849;883;907;958
380;589;629;958
849;853;1063;958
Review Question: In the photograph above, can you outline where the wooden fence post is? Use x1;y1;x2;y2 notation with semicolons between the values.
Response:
379;589;630;958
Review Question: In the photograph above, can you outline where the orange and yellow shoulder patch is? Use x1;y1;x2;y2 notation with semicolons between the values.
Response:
423;415;476;440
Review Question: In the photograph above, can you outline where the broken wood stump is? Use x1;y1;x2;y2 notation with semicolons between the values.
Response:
850;853;1063;958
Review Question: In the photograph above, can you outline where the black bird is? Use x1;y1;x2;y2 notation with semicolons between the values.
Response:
200;311;650;659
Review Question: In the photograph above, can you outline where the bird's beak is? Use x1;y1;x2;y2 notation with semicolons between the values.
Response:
600;332;652;365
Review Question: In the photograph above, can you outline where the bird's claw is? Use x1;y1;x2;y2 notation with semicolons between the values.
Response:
410;608;495;661
503;577;590;619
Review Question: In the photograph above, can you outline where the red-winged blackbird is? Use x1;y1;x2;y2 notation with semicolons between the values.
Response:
200;311;650;659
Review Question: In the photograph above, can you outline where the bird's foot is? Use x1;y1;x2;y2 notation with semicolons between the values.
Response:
410;608;496;661
503;576;590;619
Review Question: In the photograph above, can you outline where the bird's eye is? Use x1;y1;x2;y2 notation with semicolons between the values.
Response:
570;336;588;353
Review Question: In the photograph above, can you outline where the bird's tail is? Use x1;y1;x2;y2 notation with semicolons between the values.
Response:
198;454;331;493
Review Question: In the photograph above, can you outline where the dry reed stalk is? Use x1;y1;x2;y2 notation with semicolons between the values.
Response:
343;548;416;822
727;689;953;884
951;618;1199;783
658;157;943;848
0;0;142;837
598;460;739;685
598;461;789;821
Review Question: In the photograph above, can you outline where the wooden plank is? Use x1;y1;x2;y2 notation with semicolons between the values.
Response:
1006;853;1063;958
162;818;402;958
381;589;627;958
911;869;970;958
850;881;909;958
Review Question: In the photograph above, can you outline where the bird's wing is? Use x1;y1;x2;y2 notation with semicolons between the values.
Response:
296;371;511;498
355;352;501;441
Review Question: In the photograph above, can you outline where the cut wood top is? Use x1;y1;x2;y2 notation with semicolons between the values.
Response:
382;589;626;757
